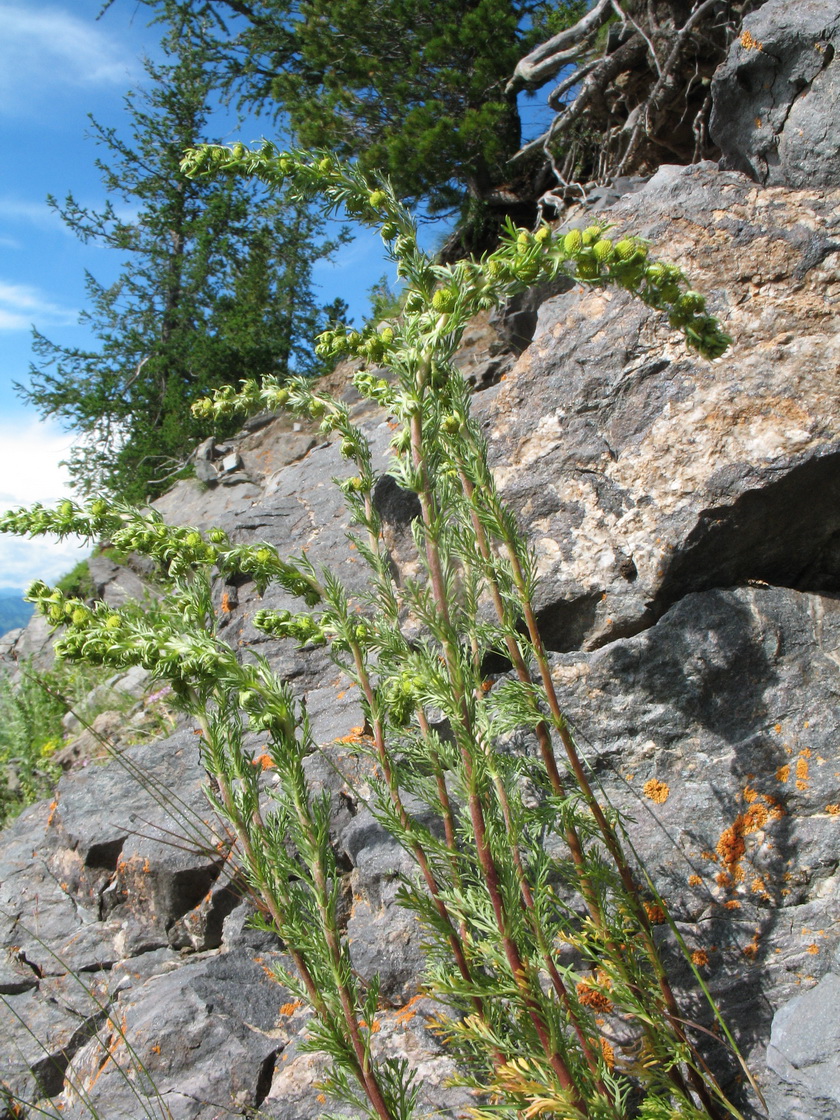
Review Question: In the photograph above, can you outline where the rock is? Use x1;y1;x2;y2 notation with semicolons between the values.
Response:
766;966;840;1119
480;162;840;650
710;0;840;188
86;555;153;608
544;584;840;1092
59;950;287;1120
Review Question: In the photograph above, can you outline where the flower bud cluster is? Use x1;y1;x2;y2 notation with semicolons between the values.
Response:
253;608;328;646
315;324;396;365
0;498;120;542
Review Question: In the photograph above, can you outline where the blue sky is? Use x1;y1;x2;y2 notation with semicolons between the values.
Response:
0;1;399;589
0;3;556;591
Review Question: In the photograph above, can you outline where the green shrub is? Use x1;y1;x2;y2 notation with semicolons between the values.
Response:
1;150;749;1120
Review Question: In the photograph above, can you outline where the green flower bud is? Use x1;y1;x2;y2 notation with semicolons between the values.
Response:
185;531;203;549
582;225;602;246
563;229;583;254
576;257;600;280
441;414;462;434
71;608;89;626
614;239;638;261
368;190;387;208
432;289;456;313
534;226;551;244
59;500;74;518
309;400;327;419
516;230;530;248
593;239;614;262
272;387;290;406
232;142;246;160
207;529;226;544
340;439;355;458
89;499;108;518
317;157;332;174
380;221;399;241
105;615;122;631
679;290;706;314
379;326;395;344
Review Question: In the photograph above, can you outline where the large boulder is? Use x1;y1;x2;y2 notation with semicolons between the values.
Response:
482;162;840;650
710;0;840;187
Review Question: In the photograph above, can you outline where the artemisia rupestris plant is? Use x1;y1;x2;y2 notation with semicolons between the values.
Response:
2;146;754;1120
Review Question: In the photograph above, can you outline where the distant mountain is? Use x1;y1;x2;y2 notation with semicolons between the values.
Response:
0;589;33;637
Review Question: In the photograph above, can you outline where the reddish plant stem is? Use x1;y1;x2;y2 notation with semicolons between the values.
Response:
409;411;589;1116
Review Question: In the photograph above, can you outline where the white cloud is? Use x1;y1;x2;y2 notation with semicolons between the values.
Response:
0;417;88;586
0;4;142;114
0;279;76;331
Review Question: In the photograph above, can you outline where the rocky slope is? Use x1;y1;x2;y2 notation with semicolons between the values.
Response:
2;2;840;1117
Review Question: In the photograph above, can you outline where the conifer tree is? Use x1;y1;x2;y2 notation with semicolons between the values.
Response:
125;0;585;215
21;18;344;501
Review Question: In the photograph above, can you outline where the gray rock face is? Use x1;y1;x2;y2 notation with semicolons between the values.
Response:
710;0;840;187
483;162;840;651
3;157;840;1116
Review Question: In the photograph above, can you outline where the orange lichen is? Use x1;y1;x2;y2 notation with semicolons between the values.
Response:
688;874;702;887
151;1044;161;1054
776;764;790;783
599;1038;616;1069
337;726;370;744
220;591;233;614
743;785;758;804
806;943;820;955
576;979;613;1013
716;823;746;867
751;877;767;894
280;1000;303;1016
724;899;742;910
743;932;761;960
795;755;809;790
644;902;667;924
643;779;670;804
691;950;709;968
254;753;275;770
395;993;425;1026
826;804;840;815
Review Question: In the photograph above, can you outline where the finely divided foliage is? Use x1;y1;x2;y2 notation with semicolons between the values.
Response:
1;149;749;1120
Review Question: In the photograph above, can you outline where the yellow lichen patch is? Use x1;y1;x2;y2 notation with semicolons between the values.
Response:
642;778;670;804
751;876;767;894
691;950;709;968
776;764;790;783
